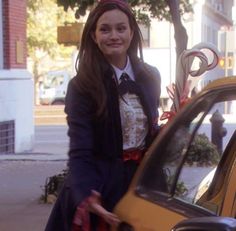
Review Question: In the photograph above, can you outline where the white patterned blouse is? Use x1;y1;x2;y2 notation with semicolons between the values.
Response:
111;57;148;151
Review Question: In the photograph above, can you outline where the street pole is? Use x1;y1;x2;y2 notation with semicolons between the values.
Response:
224;30;229;77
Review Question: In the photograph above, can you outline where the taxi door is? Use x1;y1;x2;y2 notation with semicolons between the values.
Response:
221;148;236;217
113;78;236;231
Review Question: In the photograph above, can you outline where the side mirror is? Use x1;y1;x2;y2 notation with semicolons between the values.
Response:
171;216;236;231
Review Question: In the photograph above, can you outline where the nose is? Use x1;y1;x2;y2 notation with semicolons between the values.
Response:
110;29;119;39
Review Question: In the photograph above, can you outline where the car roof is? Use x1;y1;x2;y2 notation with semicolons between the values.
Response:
203;76;236;91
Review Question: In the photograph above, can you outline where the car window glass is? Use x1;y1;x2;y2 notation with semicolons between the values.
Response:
43;74;64;88
136;92;235;216
162;122;202;194
137;98;212;196
175;99;236;215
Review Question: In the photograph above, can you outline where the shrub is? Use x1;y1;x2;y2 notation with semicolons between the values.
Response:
186;133;220;166
41;168;68;203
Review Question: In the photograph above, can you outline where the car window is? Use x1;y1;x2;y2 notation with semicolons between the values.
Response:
136;90;236;216
43;73;65;88
136;95;216;197
175;100;236;215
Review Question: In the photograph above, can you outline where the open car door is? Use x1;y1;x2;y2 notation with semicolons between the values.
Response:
113;77;236;231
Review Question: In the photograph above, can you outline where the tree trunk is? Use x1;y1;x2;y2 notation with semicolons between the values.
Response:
33;59;40;105
166;0;188;60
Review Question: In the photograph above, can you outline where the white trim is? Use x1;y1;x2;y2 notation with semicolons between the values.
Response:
0;0;3;69
0;69;33;80
0;69;34;153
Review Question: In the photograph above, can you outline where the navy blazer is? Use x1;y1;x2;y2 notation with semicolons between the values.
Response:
45;59;161;231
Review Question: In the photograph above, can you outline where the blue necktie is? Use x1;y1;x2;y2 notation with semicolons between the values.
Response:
118;73;141;97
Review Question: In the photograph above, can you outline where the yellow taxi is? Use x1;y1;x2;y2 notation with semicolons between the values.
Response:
113;77;236;231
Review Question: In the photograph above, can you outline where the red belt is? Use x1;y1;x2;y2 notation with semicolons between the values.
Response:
122;148;146;163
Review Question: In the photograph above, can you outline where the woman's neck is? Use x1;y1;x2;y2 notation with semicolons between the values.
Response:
108;55;128;70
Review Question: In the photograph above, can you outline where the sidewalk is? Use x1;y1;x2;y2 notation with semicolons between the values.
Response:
0;124;69;230
0;152;67;231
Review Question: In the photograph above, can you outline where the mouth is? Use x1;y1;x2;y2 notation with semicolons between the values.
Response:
107;43;122;48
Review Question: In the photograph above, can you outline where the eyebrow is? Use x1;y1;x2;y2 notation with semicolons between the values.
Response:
98;22;127;27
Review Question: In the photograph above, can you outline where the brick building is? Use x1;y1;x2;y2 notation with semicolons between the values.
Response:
0;0;34;154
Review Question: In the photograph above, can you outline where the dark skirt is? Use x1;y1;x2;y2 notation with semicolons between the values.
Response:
44;159;139;231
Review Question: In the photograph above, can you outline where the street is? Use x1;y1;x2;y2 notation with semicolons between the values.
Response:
0;125;68;231
34;125;69;155
0;122;235;231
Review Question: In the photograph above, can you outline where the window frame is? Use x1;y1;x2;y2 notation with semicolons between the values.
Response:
135;87;236;217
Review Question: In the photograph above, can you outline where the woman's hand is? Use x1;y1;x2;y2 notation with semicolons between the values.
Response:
88;190;120;226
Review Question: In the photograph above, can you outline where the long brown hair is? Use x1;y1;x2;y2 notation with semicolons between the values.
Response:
74;0;143;116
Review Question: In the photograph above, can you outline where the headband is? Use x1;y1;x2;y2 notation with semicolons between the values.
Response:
98;0;129;8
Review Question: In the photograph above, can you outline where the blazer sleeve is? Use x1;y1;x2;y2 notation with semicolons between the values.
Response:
143;63;162;142
145;63;161;110
64;79;101;206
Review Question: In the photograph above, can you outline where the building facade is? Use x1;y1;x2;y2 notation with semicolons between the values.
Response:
141;0;234;102
0;0;34;154
0;0;234;154
192;0;234;87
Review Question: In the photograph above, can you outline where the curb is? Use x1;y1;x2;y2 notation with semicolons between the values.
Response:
0;153;68;161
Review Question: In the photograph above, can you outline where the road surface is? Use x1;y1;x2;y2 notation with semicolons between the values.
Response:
0;125;68;231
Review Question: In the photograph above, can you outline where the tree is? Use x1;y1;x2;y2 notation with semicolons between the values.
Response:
56;0;193;60
27;0;75;104
166;0;190;59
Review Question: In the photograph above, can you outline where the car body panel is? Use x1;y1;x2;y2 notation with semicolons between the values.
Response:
115;190;185;231
221;156;236;217
196;131;236;217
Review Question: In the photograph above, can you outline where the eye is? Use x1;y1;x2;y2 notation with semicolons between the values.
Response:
99;26;110;33
117;25;126;33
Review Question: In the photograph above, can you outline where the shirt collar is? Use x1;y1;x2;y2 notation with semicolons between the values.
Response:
111;56;135;83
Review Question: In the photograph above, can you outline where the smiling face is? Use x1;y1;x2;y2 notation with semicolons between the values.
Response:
92;9;134;69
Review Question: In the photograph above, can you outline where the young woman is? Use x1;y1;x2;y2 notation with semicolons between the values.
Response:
45;0;161;230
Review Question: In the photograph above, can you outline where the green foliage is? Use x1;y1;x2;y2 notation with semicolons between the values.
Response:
187;133;220;166
42;168;68;203
133;9;151;26
56;0;192;57
166;172;188;196
27;0;58;57
176;180;188;196
27;0;75;81
57;0;193;24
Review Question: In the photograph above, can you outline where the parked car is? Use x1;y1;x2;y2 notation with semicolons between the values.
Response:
39;70;71;105
113;76;236;231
